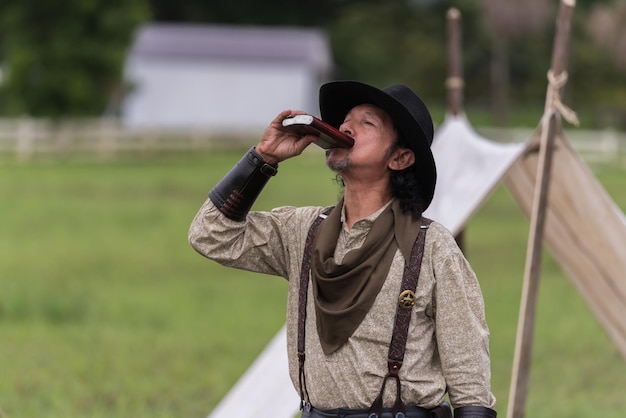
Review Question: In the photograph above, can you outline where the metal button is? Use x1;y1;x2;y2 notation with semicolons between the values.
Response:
398;290;416;310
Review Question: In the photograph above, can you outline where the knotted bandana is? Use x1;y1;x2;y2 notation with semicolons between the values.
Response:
311;198;421;354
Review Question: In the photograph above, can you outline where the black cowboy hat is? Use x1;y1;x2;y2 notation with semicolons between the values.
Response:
319;80;437;210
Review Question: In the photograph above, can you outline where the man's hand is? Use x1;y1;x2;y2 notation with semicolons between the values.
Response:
255;110;318;164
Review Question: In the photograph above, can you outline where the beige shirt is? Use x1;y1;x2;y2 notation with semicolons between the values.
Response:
189;199;496;410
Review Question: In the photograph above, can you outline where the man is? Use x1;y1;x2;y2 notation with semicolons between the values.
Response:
189;81;497;418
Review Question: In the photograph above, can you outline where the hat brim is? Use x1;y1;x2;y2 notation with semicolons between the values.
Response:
319;81;436;210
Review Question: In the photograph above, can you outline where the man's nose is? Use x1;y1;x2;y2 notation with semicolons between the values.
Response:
340;122;353;136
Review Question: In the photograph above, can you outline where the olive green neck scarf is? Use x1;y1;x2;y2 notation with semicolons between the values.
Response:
311;198;421;354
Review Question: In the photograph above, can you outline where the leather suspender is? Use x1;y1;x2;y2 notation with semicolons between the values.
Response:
297;209;432;416
368;218;432;418
297;210;330;409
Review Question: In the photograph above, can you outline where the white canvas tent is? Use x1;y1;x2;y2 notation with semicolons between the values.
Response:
505;128;626;359
423;115;525;235
505;2;625;416
207;326;300;418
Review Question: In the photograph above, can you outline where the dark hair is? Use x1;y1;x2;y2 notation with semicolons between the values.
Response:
387;133;425;217
390;167;425;217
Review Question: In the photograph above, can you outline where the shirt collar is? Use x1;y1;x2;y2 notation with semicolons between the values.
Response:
341;199;394;230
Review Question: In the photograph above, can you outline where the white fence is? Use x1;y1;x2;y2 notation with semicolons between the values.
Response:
0;117;259;160
0;117;624;164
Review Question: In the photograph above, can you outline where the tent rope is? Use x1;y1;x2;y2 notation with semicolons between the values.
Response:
546;70;580;126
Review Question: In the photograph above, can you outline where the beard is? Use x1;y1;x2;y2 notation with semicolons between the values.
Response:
325;150;351;172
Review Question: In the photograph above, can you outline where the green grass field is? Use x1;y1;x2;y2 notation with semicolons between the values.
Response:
1;148;625;417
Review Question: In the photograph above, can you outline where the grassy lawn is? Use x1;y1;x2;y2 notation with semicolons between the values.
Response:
0;146;624;417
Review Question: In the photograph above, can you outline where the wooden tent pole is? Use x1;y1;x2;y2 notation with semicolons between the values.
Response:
446;7;468;251
446;8;464;116
506;2;576;418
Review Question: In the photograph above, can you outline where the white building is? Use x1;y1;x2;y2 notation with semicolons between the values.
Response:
120;23;333;132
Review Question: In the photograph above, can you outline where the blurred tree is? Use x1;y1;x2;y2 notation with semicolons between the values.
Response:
477;0;554;125
328;0;449;107
146;0;369;26
587;1;626;71
575;0;609;11
583;1;626;127
0;0;150;117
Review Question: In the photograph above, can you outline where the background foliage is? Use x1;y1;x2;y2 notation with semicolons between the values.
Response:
0;0;625;127
0;0;149;117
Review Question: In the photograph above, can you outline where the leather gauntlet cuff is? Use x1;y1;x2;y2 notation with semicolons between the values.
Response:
454;406;497;418
209;147;278;221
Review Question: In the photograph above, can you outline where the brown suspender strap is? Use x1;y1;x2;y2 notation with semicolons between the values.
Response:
297;210;331;410
297;211;432;416
368;218;432;418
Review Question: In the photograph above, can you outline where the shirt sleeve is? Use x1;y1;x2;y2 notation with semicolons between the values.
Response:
188;198;322;280
430;224;496;409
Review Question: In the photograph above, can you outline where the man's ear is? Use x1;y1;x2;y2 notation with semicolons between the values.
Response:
388;148;415;171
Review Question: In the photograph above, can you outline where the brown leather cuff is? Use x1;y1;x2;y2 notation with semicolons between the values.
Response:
208;147;278;221
454;406;497;418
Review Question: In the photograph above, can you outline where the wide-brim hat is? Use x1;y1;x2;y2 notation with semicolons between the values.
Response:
319;80;437;210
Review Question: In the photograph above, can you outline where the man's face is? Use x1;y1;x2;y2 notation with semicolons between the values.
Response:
326;104;398;177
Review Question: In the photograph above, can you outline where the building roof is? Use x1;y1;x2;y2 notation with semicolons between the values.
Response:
128;23;332;72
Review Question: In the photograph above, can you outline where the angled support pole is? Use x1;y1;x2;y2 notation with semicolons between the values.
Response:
506;1;577;417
